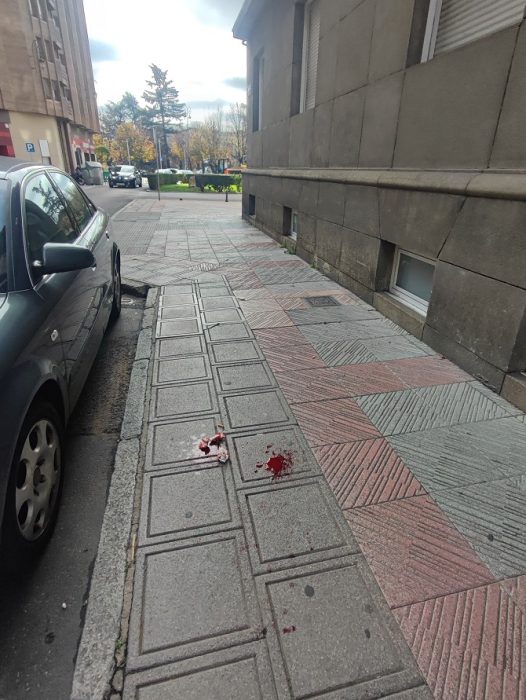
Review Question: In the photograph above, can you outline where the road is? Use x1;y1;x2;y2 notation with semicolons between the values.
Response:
84;183;149;217
0;293;144;699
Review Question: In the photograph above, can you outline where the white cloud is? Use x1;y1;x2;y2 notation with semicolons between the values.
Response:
84;0;246;122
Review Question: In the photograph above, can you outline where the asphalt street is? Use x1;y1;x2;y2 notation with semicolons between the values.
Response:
0;295;144;700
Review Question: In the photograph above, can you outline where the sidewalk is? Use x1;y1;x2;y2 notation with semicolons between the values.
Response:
113;198;525;698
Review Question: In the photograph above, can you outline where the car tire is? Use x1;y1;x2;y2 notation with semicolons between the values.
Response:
109;182;114;188
138;179;142;188
2;400;64;570
130;181;136;189
110;255;121;321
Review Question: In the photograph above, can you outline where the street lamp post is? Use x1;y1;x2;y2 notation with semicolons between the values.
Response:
126;139;131;165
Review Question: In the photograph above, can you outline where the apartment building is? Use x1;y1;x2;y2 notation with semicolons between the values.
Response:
0;0;99;171
234;0;526;409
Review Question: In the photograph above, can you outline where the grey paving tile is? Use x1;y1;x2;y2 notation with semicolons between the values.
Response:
471;380;524;415
213;362;276;393
238;478;358;574
287;306;382;325
256;556;425;699
203;308;244;324
138;463;240;546
389;417;526;492
209;340;264;365
229;426;319;489
151;381;218;420
199;286;231;298
363;335;436;361
162;284;194;295
201;295;238;311
414;382;511;427
264;281;343;295
256;266;325;285
127;531;262;671
159;305;198;320
206;322;253;342
160;293;195;307
156;318;202;338
123;642;277;700
220;390;294;431
299;318;406;344
156;335;204;358
146;415;222;470
356;389;438;436
433;476;526;579
154;355;211;384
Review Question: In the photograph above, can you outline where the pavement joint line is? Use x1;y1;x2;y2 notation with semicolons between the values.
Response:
71;289;158;700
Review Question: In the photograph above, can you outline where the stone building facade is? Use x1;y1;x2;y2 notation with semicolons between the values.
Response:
234;0;526;409
0;0;99;171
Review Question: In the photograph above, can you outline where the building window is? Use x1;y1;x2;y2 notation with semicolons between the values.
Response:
390;249;435;315
42;78;52;99
422;0;526;61
291;211;299;241
252;54;263;132
52;80;61;101
300;0;321;112
45;39;53;62
248;194;256;217
29;0;46;19
35;36;45;61
283;207;299;240
75;149;82;167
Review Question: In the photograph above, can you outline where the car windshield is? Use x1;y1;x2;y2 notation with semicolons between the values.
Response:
0;180;8;295
119;166;134;173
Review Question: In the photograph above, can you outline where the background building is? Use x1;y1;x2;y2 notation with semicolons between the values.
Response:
234;0;526;409
0;0;99;171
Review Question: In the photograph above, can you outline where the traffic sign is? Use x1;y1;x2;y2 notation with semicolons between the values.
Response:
25;143;35;153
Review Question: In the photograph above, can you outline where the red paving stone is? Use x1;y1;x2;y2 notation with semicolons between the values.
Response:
385;356;471;388
274;296;311;310
243;309;294;329
291;398;381;447
262;342;326;373
225;270;264;289
314;438;425;509
345;496;495;609
275;363;407;404
255;326;309;351
394;576;526;699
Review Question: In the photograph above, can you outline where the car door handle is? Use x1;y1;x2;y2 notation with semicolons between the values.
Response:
51;329;59;343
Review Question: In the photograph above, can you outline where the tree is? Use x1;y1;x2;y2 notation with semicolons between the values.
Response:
93;133;111;165
227;103;247;165
142;64;187;167
109;123;155;167
189;109;231;172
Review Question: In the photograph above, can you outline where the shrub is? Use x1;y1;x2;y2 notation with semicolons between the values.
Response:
195;173;235;192
147;173;194;190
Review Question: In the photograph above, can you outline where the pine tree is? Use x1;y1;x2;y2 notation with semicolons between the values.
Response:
142;64;187;167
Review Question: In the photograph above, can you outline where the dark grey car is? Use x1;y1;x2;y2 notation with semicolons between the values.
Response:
108;164;142;189
0;157;121;567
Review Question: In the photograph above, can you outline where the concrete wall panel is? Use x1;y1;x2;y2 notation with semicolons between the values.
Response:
339;228;382;288
379;189;464;258
344;185;380;237
312;101;334;167
334;0;376;97
394;27;518;169
329;88;365;167
369;0;415;82
315;220;344;268
317;182;346;225
359;71;404;167
289;110;314;167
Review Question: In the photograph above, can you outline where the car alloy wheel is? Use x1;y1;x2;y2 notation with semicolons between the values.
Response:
15;418;61;542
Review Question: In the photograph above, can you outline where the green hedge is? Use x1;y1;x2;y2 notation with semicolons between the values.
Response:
195;174;235;192
147;173;193;190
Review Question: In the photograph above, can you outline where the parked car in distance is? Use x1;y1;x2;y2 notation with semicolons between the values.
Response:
0;156;121;568
108;164;142;188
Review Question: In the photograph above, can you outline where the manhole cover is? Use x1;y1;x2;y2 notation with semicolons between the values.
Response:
305;296;340;307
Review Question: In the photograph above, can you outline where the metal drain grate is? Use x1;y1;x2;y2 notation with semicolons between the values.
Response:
305;296;340;307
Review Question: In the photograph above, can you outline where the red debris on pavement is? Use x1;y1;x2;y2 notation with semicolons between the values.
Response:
198;431;229;462
210;432;225;446
256;449;294;480
283;626;296;634
198;438;210;454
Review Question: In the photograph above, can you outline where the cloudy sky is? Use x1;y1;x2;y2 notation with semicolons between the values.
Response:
83;0;246;122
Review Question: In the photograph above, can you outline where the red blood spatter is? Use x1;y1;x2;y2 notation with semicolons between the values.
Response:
283;626;296;634
198;438;210;454
265;451;294;480
209;432;225;447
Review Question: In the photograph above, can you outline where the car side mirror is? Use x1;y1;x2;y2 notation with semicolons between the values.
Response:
39;243;95;274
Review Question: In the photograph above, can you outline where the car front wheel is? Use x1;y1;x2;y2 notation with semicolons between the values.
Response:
2;400;64;568
110;255;121;320
109;182;114;188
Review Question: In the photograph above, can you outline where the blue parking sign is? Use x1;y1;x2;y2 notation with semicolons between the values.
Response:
25;142;35;153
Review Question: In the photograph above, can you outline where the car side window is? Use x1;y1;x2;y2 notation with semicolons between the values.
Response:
24;173;77;273
49;172;93;232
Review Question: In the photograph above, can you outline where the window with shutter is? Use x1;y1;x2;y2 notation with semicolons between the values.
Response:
300;0;321;112
423;0;526;60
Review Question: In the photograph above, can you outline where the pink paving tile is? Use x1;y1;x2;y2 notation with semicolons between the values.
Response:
255;326;308;351
291;398;381;447
243;309;294;329
345;496;495;609
225;270;263;289
239;298;283;313
262;342;326;373
384;356;471;388
313;438;425;509
276;363;407;404
394;576;526;699
274;296;311;311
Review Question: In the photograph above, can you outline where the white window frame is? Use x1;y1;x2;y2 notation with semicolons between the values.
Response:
290;210;299;240
389;248;436;316
300;0;320;113
421;0;443;62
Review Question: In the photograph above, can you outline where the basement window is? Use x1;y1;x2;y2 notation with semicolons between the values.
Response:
390;249;435;315
248;194;256;217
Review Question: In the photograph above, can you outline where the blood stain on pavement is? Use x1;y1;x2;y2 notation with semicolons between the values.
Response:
257;447;294;480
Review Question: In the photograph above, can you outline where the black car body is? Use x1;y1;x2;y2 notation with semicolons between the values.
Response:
0;157;121;564
108;165;142;189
